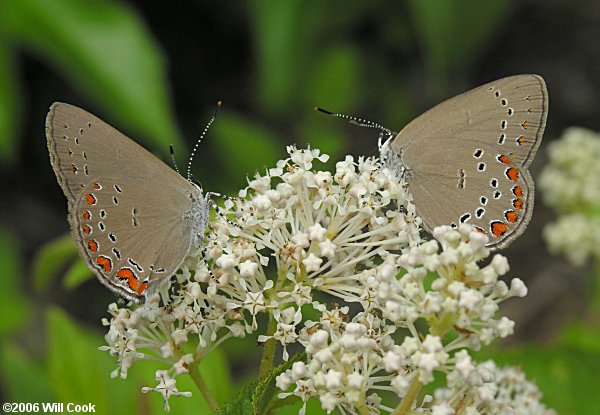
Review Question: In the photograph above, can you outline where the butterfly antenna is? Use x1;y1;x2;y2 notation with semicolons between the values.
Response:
189;173;204;190
314;107;390;133
169;145;181;175
187;101;222;181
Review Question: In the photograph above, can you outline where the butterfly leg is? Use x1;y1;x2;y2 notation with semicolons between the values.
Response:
199;244;220;284
205;193;242;229
205;191;238;205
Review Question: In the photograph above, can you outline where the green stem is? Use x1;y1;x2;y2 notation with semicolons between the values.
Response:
259;267;290;379
356;398;371;415
391;377;422;415
188;363;219;413
258;310;278;379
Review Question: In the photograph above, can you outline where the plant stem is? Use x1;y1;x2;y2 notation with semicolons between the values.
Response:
356;399;371;415
258;310;278;379
188;363;219;413
391;377;422;415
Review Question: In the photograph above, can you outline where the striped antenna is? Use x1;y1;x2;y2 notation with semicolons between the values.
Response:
187;101;222;182
314;107;392;134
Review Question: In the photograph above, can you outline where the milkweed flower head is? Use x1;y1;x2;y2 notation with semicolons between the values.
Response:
539;127;600;266
100;146;554;414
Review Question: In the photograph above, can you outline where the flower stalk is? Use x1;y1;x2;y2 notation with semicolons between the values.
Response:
258;310;278;379
188;363;219;413
392;378;422;415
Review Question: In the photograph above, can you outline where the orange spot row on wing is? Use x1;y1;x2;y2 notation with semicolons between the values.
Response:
82;224;92;235
497;154;512;165
116;267;148;296
491;221;508;237
513;198;523;210
512;185;523;198
85;193;97;205
96;255;112;272
83;210;91;221
87;239;98;252
505;167;519;182
505;210;519;223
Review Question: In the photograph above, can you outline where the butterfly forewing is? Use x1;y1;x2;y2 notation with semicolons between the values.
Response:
391;75;548;248
46;102;202;301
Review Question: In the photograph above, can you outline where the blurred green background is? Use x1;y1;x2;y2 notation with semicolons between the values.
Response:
1;0;599;414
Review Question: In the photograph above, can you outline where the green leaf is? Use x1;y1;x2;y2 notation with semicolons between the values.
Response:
258;352;306;414
0;227;29;335
408;0;510;89
560;321;600;353
64;257;93;289
0;10;21;165
210;111;282;191
47;307;154;414
248;0;325;114
46;306;234;414
4;0;183;154
0;343;55;402
47;308;112;411
218;352;306;415
304;46;362;114
32;233;78;293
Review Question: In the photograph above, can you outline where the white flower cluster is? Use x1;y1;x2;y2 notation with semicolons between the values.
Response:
389;225;527;348
99;300;192;411
100;146;554;414
276;311;396;415
276;224;540;415
277;312;556;415
539;127;600;265
198;146;422;357
433;355;556;415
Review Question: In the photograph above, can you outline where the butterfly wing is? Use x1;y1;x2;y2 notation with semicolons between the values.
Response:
391;75;548;248
46;102;202;301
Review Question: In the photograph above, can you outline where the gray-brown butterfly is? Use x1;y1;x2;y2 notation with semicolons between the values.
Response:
46;102;215;302
319;74;548;249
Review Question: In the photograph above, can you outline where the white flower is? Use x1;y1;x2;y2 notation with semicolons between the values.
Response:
141;370;192;412
311;171;333;189
318;239;336;259
258;307;303;360
173;354;194;375
324;370;343;389
215;253;235;269
291;232;310;249
308;223;327;241
346;372;364;389
239;260;259;277
253;194;272;211
509;278;528;297
302;253;323;272
431;403;454;415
